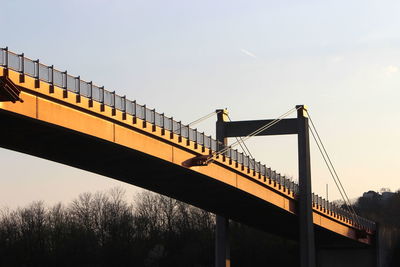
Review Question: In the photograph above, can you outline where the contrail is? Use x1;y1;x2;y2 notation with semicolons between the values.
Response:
240;48;257;58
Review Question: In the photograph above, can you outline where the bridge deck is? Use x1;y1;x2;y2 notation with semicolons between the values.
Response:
0;58;375;247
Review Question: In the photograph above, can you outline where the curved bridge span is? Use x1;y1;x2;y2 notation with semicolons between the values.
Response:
0;49;379;266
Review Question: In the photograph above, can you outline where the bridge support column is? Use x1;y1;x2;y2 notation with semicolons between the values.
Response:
297;105;316;267
216;215;230;267
215;109;231;267
214;105;318;266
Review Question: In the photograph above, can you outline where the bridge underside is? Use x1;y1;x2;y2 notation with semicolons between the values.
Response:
0;109;369;249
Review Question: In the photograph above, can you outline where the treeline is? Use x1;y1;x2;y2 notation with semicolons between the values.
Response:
2;187;400;267
0;188;297;267
353;189;400;266
354;189;400;227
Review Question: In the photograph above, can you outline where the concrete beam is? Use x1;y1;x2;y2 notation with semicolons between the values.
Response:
217;118;298;138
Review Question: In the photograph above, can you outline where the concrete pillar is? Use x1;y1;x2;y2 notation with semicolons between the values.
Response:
215;215;230;267
297;105;316;267
215;109;230;267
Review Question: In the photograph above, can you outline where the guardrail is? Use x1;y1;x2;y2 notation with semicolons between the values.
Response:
0;47;376;231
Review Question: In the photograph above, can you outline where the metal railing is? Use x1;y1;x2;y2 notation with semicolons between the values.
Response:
0;47;376;231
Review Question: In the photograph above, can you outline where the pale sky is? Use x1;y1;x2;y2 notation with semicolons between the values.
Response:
1;0;400;208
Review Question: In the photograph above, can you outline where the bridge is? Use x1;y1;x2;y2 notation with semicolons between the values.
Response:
0;48;380;266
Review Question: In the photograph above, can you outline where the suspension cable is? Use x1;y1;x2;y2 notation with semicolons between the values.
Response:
174;110;221;134
226;114;255;168
308;126;359;225
188;110;220;127
306;110;361;226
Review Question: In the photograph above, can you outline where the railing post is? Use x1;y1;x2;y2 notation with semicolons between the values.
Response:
112;91;116;108
122;95;126;112
111;91;116;116
143;104;147;128
151;109;156;132
132;100;137;124
161;113;165;135
88;81;93;99
193;128;198;149
76;76;80;94
296;105;316;267
76;76;81;103
169;117;173;139
201;132;205;152
100;86;105;111
215;109;230;267
19;53;24;83
62;70;67;98
122;95;126;120
88;81;93;107
262;164;266;179
178;121;182;142
3;47;8;75
34;60;40;88
48;65;54;93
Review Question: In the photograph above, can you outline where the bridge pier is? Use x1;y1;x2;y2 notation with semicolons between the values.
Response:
215;109;231;267
297;106;316;267
215;106;317;267
215;215;230;267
